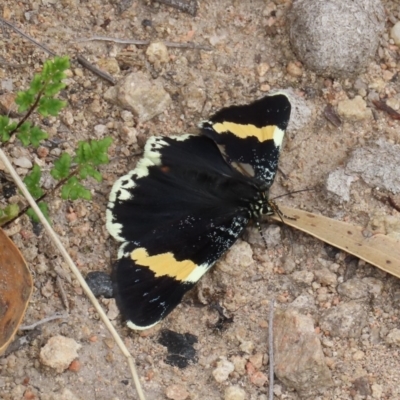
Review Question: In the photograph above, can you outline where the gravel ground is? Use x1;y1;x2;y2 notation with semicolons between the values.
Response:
1;1;400;399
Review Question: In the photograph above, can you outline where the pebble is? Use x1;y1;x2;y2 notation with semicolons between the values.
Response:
165;384;189;400
97;57;120;75
290;294;318;317
217;240;253;275
249;353;263;369
314;267;337;286
181;76;206;113
274;308;332;395
385;328;400;346
0;92;17;114
94;124;108;137
14;156;32;169
40;335;81;373
231;355;246;375
257;62;270;77
104;72;171;122
337;96;372;121
390;21;400;46
146;42;169;65
320;301;367;338
119;125;138;145
224;386;246;400
286;61;303;77
86;271;113;298
371;383;383;399
292;270;314;285
212;357;235;383
337;278;368;299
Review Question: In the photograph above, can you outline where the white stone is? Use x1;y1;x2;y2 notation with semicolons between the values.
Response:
390;21;400;46
212;357;235;383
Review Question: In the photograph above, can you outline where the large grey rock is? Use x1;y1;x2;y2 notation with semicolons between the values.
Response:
288;0;385;77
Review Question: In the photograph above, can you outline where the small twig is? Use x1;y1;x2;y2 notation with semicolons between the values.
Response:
76;55;116;85
8;89;44;136
0;17;116;84
3;167;79;228
56;276;70;312
0;148;146;400
75;36;212;51
20;312;68;330
0;16;56;56
154;0;198;16
3;328;41;357
269;299;275;400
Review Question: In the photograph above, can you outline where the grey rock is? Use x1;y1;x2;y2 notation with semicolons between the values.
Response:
104;72;171;122
320;301;367;338
274;308;333;396
326;168;356;203
288;0;385;77
314;267;337;286
345;139;400;194
290;294;318;318
337;278;369;299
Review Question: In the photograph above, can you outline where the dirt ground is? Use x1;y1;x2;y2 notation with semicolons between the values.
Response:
1;0;400;399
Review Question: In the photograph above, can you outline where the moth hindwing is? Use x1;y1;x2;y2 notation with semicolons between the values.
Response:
106;92;291;330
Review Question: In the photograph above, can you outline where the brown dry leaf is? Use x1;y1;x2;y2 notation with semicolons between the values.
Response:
0;228;33;356
270;205;400;278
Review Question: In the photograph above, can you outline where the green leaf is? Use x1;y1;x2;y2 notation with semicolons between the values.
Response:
78;164;102;182
44;82;66;97
23;164;44;199
29;74;44;93
53;55;70;72
0;116;11;142
61;177;92;200
26;202;50;223
51;153;72;180
16;121;32;146
15;90;35;112
74;141;92;164
30;126;49;147
0;204;19;225
37;97;66;117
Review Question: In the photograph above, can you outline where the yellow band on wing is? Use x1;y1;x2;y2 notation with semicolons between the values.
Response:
131;247;197;281
212;122;283;144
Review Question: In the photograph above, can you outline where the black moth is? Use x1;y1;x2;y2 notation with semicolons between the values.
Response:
106;92;291;329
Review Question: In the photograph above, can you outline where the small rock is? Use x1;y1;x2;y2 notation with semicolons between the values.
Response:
314;267;337;286
337;278;368;299
231;355;246;375
362;277;383;298
224;386;246;400
47;388;81;400
212;357;235;383
292;270;314;285
385;328;400;346
106;299;120;321
326;168;356;203
371;383;383;399
165;384;189;400
217;240;253;275
345;139;400;194
250;370;268;387
337;96;372;121
352;350;365;361
249;353;263;369
274;308;332;395
239;340;254;354
290;294;318;317
257;62;270;77
390;21;400;46
104;72;171;122
68;359;81;372
181;76;206;113
120;110;133;122
352;376;371;397
94;124;107;137
286;61;303;77
119;126;138;145
320;301;367;338
1;78;13;91
146;42;169;65
40;336;81;373
0;92;17;114
85;271;113;299
97;57;120;75
14;157;32;169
